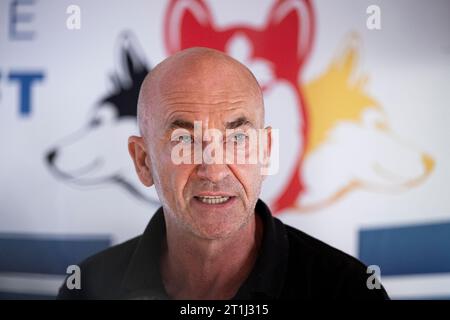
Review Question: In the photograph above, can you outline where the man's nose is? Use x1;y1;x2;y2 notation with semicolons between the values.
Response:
196;163;230;183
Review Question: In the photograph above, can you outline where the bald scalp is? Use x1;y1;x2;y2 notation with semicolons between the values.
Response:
137;47;264;137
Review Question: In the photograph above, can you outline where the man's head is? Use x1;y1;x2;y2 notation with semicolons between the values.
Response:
128;47;271;240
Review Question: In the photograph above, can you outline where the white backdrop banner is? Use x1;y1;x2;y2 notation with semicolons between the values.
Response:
1;0;449;299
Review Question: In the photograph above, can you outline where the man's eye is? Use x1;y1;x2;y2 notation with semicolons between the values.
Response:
231;133;247;144
178;135;193;144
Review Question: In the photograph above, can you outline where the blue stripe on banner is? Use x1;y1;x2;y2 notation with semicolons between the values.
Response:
0;233;111;275
358;221;450;276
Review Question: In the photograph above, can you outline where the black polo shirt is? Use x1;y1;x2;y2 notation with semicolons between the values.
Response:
57;199;389;299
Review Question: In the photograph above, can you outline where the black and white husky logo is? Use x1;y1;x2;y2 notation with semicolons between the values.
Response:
46;32;159;205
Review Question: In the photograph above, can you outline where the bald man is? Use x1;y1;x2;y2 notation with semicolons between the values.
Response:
57;48;388;300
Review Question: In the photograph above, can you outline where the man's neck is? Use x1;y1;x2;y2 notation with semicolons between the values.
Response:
160;213;263;300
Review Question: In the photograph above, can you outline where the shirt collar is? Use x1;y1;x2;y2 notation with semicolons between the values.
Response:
119;199;289;300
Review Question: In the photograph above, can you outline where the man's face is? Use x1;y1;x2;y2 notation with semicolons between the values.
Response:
128;49;271;240
149;89;267;240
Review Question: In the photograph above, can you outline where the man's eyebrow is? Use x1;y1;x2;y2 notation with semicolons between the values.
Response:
225;117;254;129
169;119;194;130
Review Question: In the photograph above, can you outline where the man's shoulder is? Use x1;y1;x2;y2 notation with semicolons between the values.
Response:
280;221;389;299
284;223;363;268
57;236;142;299
83;236;141;267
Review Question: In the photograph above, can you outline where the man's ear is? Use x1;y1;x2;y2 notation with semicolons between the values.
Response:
261;126;273;179
128;136;154;187
266;126;272;157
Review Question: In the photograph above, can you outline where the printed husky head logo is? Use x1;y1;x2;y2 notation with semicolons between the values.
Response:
164;0;434;214
45;32;159;205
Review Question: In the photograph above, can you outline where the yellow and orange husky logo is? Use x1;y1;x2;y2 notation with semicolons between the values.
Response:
297;35;434;212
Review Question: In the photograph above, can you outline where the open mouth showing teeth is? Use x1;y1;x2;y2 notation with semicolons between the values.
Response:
195;196;232;205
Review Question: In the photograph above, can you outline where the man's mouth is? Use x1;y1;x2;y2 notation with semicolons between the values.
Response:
194;195;234;205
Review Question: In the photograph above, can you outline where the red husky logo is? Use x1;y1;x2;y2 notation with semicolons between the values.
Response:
164;0;315;214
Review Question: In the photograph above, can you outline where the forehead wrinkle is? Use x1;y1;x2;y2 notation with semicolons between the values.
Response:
159;99;251;109
158;87;260;104
163;106;252;130
160;90;254;99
